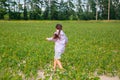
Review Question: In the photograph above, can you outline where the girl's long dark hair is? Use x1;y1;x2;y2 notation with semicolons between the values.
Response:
53;24;62;39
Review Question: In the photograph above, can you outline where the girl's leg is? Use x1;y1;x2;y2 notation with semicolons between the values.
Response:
53;59;57;71
54;52;63;71
56;59;63;69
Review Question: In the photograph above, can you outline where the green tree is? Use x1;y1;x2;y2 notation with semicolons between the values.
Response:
42;0;50;19
23;0;28;20
50;0;59;20
99;0;108;19
88;0;96;20
15;0;22;19
43;0;59;20
57;0;66;20
66;0;76;20
76;0;83;20
111;0;120;19
108;0;110;20
29;0;43;20
0;0;120;20
0;0;7;19
9;0;19;19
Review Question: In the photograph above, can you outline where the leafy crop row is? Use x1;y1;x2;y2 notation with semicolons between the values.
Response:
0;21;120;80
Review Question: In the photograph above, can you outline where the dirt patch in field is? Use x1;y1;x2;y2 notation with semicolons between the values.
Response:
99;75;120;80
36;70;45;80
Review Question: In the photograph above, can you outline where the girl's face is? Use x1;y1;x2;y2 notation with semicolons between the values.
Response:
56;26;62;30
56;24;62;30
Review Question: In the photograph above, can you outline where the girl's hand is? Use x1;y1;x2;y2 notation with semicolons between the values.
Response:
46;38;49;41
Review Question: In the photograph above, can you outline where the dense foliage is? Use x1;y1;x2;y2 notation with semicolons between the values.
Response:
0;0;120;20
0;21;120;80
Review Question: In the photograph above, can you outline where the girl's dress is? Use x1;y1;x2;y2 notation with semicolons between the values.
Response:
47;30;68;59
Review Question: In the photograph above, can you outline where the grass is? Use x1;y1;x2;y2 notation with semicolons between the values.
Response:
0;20;120;80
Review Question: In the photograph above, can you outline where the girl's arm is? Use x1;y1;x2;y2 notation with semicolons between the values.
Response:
46;37;53;41
46;37;57;42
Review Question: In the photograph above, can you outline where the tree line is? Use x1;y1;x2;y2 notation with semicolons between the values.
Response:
0;0;120;20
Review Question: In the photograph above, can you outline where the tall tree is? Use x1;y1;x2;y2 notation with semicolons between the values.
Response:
10;0;17;19
50;0;58;20
112;0;120;19
88;0;96;20
76;0;83;20
29;0;43;20
58;0;66;20
23;0;28;20
66;0;75;20
95;0;99;20
17;0;22;19
99;0;109;19
108;0;110;20
43;0;50;19
7;0;11;20
0;0;7;19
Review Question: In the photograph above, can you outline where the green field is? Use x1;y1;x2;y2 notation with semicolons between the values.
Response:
0;21;120;80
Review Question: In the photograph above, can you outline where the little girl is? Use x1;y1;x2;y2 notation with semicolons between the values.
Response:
46;24;68;72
